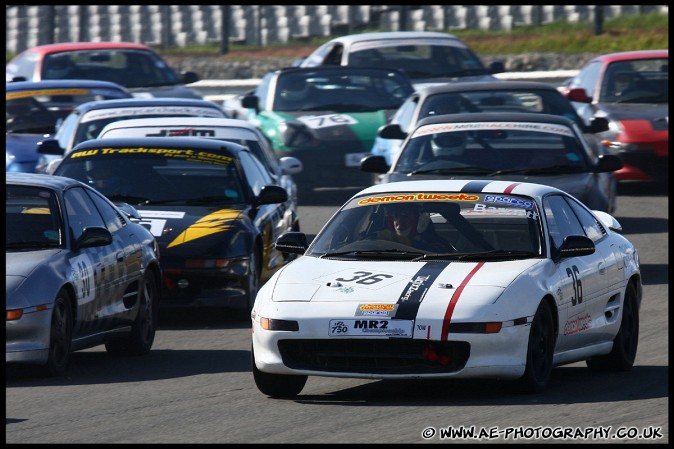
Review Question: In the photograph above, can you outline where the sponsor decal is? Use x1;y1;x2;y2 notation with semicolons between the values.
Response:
328;319;413;337
394;263;449;320
412;122;574;138
146;128;216;138
6;88;90;99
355;303;397;317
564;313;592;335
337;286;355;294
484;195;534;209
81;106;224;122
357;193;478;205
70;147;234;166
471;203;539;219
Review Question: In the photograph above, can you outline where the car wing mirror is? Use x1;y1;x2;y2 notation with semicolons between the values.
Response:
241;94;260;112
256;185;288;206
594;154;623;173
279;156;303;175
275;231;308;254
587;117;609;133
36;139;65;155
76;226;113;249
378;123;407;139
359;155;390;174
182;71;200;84
562;87;592;103
489;61;505;74
554;235;595;260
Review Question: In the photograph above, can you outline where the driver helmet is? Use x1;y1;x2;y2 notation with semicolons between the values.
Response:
430;132;467;159
613;71;634;94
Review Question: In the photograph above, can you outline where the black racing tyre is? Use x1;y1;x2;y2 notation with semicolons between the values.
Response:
251;345;307;398
45;290;74;376
516;300;555;393
106;271;158;356
586;283;639;371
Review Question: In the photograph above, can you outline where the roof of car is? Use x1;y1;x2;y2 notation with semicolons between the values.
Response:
415;111;576;128
591;49;668;62
70;136;248;154
6;79;131;92
275;65;410;76
18;41;153;56
70;97;224;113
326;31;461;44
356;179;562;198
413;80;559;97
6;171;88;190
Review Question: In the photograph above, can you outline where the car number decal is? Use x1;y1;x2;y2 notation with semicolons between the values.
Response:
441;262;486;340
314;269;406;290
297;114;357;129
70;253;96;305
393;262;449;320
328;319;413;338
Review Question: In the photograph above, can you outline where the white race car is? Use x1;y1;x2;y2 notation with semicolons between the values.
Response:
251;179;642;397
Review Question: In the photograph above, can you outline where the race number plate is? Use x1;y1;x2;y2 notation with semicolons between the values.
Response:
328;319;413;337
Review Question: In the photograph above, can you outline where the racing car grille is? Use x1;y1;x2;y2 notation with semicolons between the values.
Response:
278;339;470;375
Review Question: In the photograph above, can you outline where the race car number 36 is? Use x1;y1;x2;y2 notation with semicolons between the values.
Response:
328;319;414;337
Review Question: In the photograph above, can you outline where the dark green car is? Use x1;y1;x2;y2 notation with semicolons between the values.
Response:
240;66;414;192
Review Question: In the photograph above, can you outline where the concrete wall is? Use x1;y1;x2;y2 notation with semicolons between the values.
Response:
5;5;669;55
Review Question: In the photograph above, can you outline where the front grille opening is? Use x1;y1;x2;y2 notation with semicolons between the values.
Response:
278;339;470;375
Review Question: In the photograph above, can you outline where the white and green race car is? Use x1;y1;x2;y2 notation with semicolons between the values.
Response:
239;66;415;192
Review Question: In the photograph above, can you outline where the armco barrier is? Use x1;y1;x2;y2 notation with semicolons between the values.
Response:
190;70;579;103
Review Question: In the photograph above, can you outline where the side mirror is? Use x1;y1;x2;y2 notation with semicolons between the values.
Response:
555;235;595;260
275;231;308;254
77;226;113;249
36;139;65;155
182;71;200;84
562;87;592;103
587;117;609;133
360;155;390;174
378;123;407;140
241;94;259;112
594;154;623;173
489;61;505;75
279;156;303;175
256;185;288;206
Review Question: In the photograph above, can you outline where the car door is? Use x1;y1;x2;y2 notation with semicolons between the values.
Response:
543;194;609;352
238;151;290;275
63;186;134;333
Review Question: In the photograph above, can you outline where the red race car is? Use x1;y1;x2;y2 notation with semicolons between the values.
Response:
559;49;668;186
6;41;202;100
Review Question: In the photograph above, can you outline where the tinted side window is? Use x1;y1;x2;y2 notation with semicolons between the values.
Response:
239;151;272;196
64;187;106;241
564;196;606;243
543;194;585;250
85;188;126;233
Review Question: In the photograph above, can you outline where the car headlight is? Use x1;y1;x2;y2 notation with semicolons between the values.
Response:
279;121;317;147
